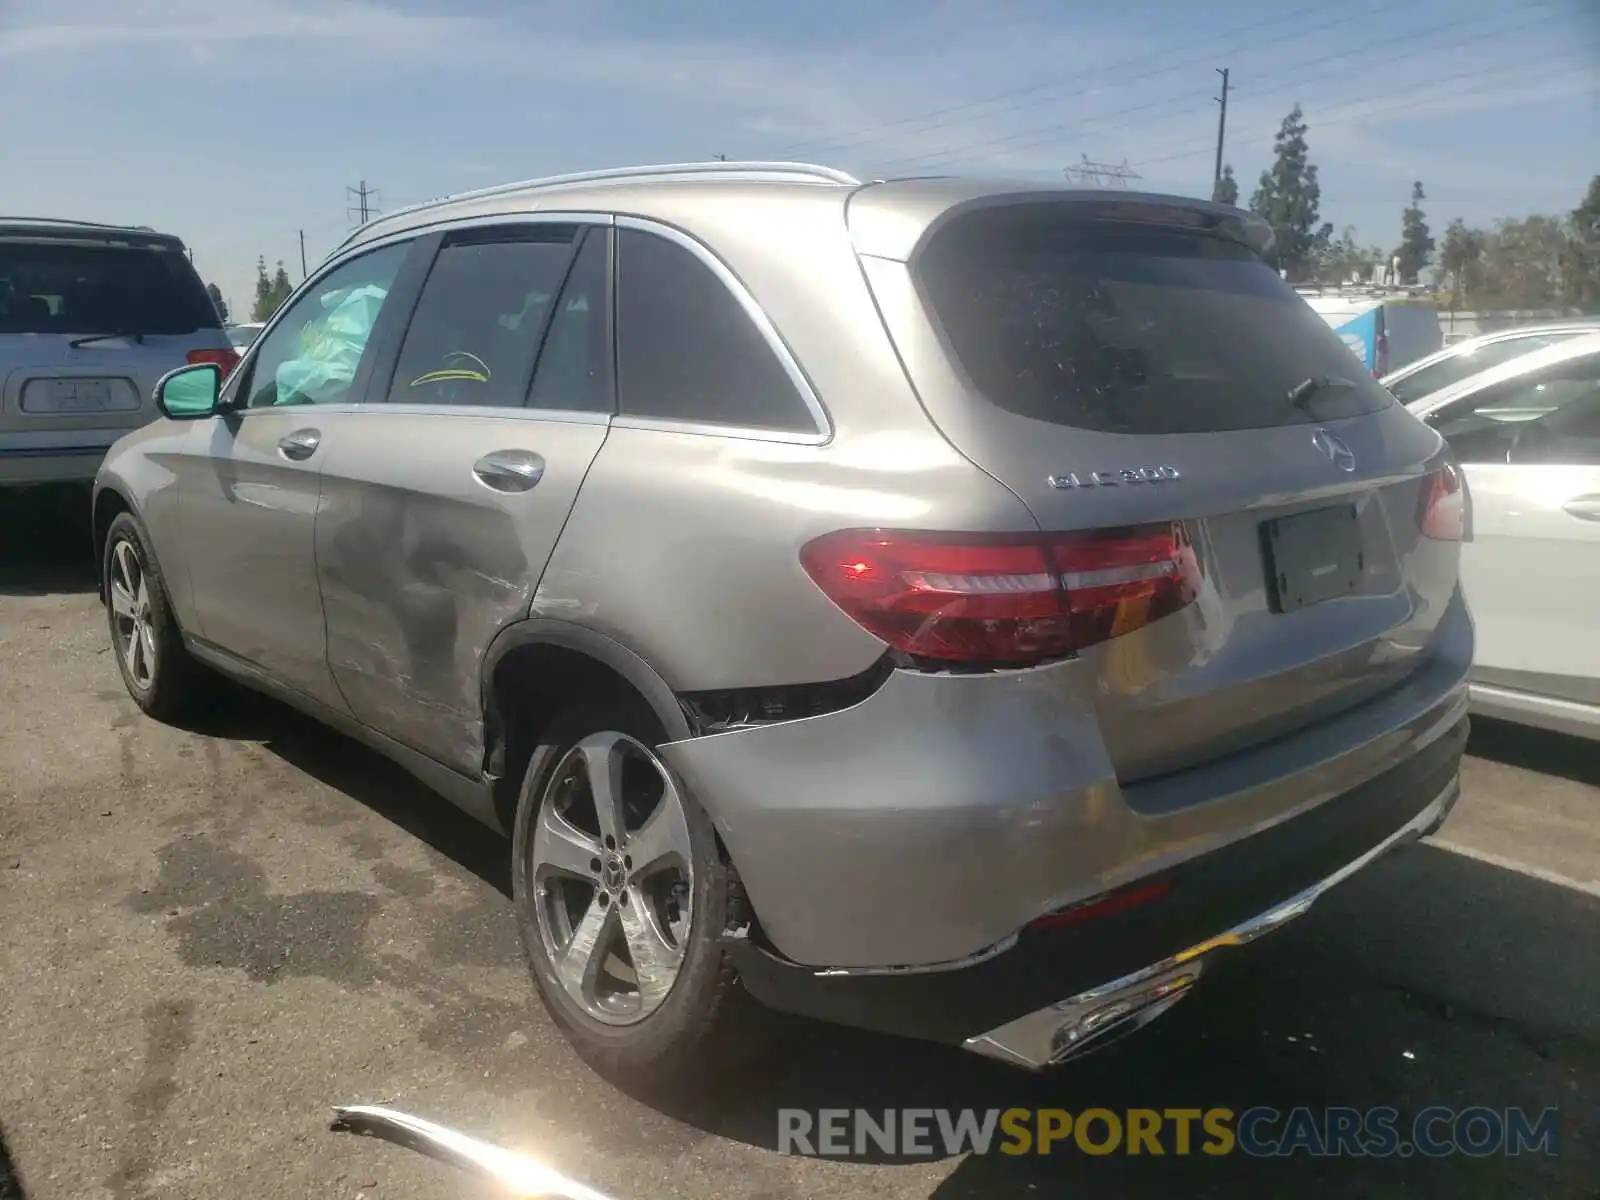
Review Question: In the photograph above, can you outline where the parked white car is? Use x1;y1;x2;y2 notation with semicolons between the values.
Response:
1406;331;1600;740
1383;318;1600;407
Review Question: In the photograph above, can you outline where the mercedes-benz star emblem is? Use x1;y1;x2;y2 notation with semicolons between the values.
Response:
1311;428;1357;473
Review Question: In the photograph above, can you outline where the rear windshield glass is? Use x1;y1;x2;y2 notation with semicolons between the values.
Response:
0;239;220;335
914;205;1396;434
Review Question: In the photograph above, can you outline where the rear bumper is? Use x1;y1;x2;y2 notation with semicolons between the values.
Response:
0;437;118;486
729;722;1464;1060
662;588;1474;969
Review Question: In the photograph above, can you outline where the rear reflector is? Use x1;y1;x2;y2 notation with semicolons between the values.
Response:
1030;880;1175;930
1419;464;1464;542
799;523;1199;665
187;348;240;377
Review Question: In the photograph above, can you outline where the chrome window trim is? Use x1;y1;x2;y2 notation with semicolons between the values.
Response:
613;214;833;445
227;402;611;428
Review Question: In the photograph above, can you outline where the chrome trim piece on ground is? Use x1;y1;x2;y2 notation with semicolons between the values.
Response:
963;776;1461;1070
331;1106;618;1200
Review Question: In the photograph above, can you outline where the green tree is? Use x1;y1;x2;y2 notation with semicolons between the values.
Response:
1478;216;1569;310
1248;104;1333;281
204;282;229;323
1394;181;1434;285
1315;226;1384;284
269;262;294;312
1564;174;1600;312
250;256;275;321
1212;164;1238;207
1438;217;1484;305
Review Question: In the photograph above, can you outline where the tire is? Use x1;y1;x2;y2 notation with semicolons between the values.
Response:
102;510;202;722
510;698;762;1086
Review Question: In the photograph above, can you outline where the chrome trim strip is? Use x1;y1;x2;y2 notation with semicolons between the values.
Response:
331;1106;618;1200
613;214;834;443
963;776;1460;1069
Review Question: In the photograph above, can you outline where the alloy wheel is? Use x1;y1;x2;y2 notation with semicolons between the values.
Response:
109;538;157;690
529;731;695;1025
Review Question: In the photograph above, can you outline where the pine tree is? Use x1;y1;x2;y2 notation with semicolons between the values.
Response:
269;262;294;312
1248;105;1333;281
1394;181;1435;285
205;282;229;323
250;256;275;322
1212;165;1238;207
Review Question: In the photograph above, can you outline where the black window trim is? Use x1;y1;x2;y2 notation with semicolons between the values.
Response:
366;219;588;412
609;215;832;445
222;232;435;416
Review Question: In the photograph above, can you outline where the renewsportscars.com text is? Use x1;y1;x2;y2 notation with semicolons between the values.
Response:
778;1106;1560;1159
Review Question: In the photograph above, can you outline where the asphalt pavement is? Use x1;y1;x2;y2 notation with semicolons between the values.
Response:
1;491;1596;1200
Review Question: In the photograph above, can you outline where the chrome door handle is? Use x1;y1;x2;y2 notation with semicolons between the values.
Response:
278;428;321;461
472;449;545;493
1562;495;1600;521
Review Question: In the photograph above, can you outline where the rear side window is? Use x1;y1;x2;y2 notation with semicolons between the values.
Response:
1387;335;1565;405
0;239;219;335
914;205;1395;435
615;227;816;433
387;225;580;408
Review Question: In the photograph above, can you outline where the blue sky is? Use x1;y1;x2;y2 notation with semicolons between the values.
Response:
2;0;1595;317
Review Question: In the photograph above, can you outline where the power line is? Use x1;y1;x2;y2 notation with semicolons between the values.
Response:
781;0;1409;157
1128;63;1593;177
870;4;1564;173
1065;156;1142;189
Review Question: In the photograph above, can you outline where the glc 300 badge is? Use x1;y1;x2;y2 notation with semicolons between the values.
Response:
1047;466;1181;489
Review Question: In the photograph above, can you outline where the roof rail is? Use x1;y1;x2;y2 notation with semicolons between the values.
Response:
339;161;860;249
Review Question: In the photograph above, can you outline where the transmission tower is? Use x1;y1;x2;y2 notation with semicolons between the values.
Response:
346;180;381;227
1064;155;1143;189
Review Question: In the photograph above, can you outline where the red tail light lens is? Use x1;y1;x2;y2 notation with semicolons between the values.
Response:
799;524;1198;665
188;348;241;377
1419;464;1464;542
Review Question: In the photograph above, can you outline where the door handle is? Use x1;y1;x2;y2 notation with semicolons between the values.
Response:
472;449;545;493
277;428;322;461
1562;495;1600;521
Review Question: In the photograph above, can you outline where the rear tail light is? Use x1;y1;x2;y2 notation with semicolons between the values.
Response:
1419;464;1465;542
188;348;241;377
799;523;1199;666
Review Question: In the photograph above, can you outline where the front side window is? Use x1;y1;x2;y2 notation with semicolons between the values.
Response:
243;242;410;409
1387;335;1564;405
614;227;816;432
386;225;581;409
1432;357;1600;465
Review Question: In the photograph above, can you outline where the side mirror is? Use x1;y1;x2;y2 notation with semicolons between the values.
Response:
154;363;221;420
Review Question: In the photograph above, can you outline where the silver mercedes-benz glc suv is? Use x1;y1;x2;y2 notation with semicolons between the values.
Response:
94;161;1472;1082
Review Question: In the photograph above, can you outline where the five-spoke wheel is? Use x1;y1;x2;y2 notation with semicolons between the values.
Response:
108;537;157;690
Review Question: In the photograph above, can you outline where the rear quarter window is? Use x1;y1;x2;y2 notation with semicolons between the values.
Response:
913;205;1395;435
0;239;219;335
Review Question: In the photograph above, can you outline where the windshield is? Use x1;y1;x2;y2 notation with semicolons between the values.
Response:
1387;332;1584;405
0;239;219;335
915;206;1395;434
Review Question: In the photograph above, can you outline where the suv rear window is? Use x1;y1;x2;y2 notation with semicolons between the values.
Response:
914;204;1395;435
0;239;220;336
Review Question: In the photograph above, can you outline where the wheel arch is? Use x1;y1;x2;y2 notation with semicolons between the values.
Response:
91;483;137;601
481;620;695;831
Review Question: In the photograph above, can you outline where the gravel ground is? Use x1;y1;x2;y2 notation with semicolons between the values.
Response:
1;492;1596;1200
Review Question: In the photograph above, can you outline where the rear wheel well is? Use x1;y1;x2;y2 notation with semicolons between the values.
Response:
92;488;132;597
488;644;671;830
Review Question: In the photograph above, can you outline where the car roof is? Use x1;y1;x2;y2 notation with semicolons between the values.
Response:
333;160;1274;263
0;216;185;250
1406;331;1600;414
1382;319;1600;385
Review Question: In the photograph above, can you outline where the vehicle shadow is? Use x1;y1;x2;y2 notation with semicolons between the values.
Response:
0;488;98;597
177;685;512;896
1467;716;1600;789
640;844;1599;1199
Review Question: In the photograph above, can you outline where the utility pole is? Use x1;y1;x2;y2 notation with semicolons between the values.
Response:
346;180;379;227
1213;68;1230;193
298;230;308;280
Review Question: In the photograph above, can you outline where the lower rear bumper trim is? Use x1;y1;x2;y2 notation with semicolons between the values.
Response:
962;773;1461;1069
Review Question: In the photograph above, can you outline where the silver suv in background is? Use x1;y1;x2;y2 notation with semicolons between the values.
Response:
94;163;1473;1083
0;218;237;489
